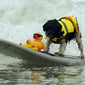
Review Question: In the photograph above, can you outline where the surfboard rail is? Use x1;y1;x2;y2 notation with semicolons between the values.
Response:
0;39;81;67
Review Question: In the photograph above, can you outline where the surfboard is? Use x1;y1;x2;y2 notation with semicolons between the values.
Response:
0;39;81;67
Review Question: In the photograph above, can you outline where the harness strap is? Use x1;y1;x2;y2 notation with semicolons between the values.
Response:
51;20;68;42
60;21;68;33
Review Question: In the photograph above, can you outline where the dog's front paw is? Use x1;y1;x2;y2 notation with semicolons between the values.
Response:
55;52;64;56
43;50;48;53
42;51;48;53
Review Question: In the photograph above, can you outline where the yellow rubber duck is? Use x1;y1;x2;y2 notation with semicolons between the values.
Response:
19;32;45;51
19;43;23;46
24;40;32;49
31;45;38;51
31;32;45;51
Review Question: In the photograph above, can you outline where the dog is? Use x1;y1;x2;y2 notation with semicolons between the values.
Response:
43;16;84;59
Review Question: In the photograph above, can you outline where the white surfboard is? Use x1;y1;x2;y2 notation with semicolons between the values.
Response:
0;39;81;67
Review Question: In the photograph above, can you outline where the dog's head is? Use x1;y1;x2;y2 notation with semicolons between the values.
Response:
43;19;63;39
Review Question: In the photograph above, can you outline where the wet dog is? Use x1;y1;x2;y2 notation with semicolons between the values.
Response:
43;16;84;58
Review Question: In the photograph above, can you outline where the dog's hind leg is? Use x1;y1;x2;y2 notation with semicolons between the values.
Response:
76;32;84;58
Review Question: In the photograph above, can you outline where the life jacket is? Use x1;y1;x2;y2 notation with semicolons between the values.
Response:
51;16;79;43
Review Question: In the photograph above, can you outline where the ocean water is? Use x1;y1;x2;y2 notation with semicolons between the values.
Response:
0;0;85;85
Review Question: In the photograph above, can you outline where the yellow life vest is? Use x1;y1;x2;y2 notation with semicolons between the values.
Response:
51;16;79;42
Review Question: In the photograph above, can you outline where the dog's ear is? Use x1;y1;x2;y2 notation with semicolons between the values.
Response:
43;20;53;31
43;19;62;32
54;19;62;32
